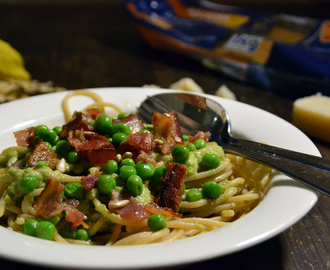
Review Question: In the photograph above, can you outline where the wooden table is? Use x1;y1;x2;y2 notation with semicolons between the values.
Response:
0;1;329;269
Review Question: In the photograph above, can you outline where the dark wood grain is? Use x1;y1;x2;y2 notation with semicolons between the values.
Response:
0;1;329;269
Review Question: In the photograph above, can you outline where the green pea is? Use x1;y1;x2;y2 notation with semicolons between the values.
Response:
38;128;59;146
193;139;207;150
119;165;137;182
112;132;127;145
186;188;203;202
201;154;220;169
34;161;49;168
34;125;48;136
94;115;112;135
36;220;56;240
48;216;61;225
120;158;135;168
202;181;222;199
117;112;130;119
135;161;155;180
53;126;62;136
186;143;197;152
97;175;116;195
104;160;118;174
64;183;86;200
150;166;166;193
76;229;89;241
23;219;38;237
172;145;190;164
44;141;53;150
55;140;72;156
67;150;80;164
59;227;77;239
32;136;40;146
182;134;189;142
126;175;143;197
25;153;31;167
110;123;131;136
88;120;95;128
148;213;167;231
139;129;151;133
18;174;38;194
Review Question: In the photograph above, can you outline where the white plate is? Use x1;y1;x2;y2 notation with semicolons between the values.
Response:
0;88;319;269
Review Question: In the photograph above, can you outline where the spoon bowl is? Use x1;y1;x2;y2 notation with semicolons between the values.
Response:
138;92;330;196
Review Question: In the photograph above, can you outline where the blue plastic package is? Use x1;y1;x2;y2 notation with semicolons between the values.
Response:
125;0;330;98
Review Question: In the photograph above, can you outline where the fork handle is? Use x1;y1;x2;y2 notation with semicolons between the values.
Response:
222;139;330;196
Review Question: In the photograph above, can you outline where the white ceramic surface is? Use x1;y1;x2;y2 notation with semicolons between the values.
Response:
0;88;319;269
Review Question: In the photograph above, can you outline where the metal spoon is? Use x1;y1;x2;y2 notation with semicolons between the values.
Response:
138;92;330;196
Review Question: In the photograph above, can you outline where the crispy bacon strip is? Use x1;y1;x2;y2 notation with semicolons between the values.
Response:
109;190;150;225
27;140;57;169
64;202;88;229
81;173;101;192
117;132;155;159
87;108;101;120
188;131;211;143
145;203;182;218
14;126;35;148
33;179;64;219
68;131;116;166
60;111;91;138
33;179;88;229
152;112;183;154
152;111;182;141
157;162;187;213
112;114;144;131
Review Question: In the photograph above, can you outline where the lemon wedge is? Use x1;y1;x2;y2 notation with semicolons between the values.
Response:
0;39;31;80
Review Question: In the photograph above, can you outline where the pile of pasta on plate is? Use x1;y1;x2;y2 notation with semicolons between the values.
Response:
0;91;273;246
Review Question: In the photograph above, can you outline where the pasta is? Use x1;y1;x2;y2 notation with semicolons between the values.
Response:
0;90;274;245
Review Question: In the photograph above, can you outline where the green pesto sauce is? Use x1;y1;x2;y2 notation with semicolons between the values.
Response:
136;184;152;206
0;166;63;204
184;142;225;176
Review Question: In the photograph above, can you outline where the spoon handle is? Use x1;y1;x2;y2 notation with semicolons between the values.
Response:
222;139;330;196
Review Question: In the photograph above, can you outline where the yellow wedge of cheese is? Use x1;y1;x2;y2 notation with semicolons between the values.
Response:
293;93;330;143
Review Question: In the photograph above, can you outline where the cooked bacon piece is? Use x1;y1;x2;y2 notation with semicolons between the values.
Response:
157;162;187;213
161;136;176;155
152;111;182;141
87;147;117;167
87;108;101;120
33;179;65;219
14;127;35;148
64;201;88;229
68;131;116;166
33;179;88;229
112;114;144;132
109;190;150;225
188;131;211;143
145;203;182;218
60;111;91;139
81;173;100;191
117;132;155;159
27;140;57;169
